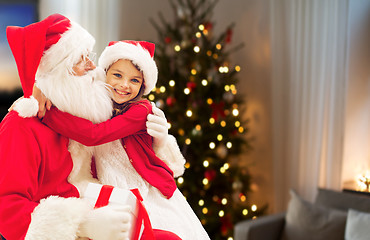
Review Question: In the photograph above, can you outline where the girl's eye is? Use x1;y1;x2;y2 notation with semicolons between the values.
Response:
113;73;122;78
131;78;140;83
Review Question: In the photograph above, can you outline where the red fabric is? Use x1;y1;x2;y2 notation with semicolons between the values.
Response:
130;189;155;240
108;40;155;58
43;100;176;198
94;185;114;208
6;14;70;98
149;229;182;240
44;15;70;51
0;111;79;240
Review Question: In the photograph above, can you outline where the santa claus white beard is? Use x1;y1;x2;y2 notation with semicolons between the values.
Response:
36;67;113;123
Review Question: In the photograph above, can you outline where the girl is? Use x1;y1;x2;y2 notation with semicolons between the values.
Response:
42;40;210;240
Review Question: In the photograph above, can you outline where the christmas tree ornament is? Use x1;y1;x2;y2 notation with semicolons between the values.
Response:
204;169;216;182
155;99;164;108
166;96;176;107
223;91;234;103
232;180;243;191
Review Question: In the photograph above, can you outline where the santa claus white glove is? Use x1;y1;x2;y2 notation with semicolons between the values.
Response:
77;205;131;240
147;102;168;149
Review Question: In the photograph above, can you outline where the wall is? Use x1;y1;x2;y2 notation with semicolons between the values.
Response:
342;0;370;187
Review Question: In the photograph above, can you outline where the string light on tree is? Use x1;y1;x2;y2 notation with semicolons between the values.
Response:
178;177;184;185
186;109;193;117
232;109;239;117
219;210;225;217
159;86;166;93
219;66;229;73
203;160;209;167
251;205;258;212
242;209;248;216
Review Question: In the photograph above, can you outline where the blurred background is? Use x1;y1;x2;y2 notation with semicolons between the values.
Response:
0;0;369;239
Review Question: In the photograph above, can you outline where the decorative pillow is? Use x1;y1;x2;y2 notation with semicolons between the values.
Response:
345;209;370;240
281;189;347;240
315;188;370;212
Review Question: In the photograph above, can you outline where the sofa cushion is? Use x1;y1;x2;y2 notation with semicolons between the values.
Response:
315;188;370;212
281;190;347;240
345;209;370;240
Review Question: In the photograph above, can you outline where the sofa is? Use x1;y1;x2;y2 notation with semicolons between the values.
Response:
234;188;370;240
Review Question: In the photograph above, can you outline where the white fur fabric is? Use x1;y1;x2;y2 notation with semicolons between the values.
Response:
98;41;158;95
25;196;92;240
37;21;95;77
154;135;186;178
13;96;39;118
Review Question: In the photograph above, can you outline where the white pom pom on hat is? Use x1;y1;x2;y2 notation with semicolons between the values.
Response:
98;40;158;95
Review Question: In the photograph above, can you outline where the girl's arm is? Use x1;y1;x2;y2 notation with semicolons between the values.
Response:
42;103;150;146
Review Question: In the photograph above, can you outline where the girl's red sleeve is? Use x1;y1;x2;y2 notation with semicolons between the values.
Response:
42;102;151;146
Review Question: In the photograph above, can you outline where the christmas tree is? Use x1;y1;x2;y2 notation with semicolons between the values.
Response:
149;0;265;239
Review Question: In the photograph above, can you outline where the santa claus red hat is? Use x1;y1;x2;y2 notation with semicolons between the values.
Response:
6;13;95;117
98;40;158;95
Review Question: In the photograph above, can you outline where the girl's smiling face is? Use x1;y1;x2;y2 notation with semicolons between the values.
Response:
106;59;143;104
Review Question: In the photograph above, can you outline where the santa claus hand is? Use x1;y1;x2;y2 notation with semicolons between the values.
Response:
78;205;131;240
147;102;168;149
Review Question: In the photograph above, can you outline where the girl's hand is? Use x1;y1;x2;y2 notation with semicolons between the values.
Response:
32;85;52;119
147;102;168;148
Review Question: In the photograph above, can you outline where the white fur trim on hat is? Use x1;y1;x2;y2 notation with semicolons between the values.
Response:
36;21;95;78
13;96;39;118
98;42;158;95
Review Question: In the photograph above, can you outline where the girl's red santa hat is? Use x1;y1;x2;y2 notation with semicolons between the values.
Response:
98;40;158;95
6;13;95;117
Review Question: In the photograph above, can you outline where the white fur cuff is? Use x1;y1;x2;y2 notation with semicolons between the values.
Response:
155;135;186;178
25;196;92;240
13;96;39;118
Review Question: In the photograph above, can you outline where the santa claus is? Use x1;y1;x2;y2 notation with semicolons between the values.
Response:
0;14;184;240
